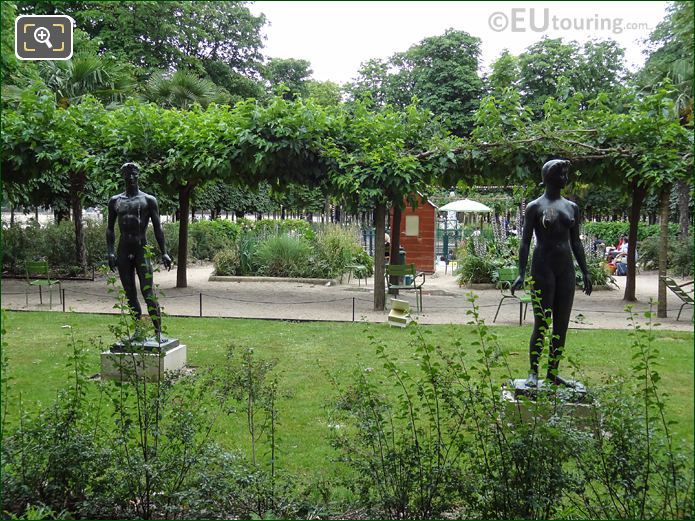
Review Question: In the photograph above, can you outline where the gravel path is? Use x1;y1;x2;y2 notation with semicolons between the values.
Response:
2;264;692;331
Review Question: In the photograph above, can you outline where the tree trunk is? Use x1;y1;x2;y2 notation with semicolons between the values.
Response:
373;203;386;311
177;184;195;288
677;179;691;238
624;180;647;302
657;184;671;318
389;205;402;296
10;207;14;226
34;207;39;221
70;175;87;270
71;195;86;269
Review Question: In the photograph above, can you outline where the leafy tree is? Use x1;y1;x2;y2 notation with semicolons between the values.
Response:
324;101;447;310
487;50;519;97
203;59;266;101
639;1;694;243
348;29;483;136
264;57;312;99
19;1;266;74
3;89;115;268
346;58;390;107
516;37;626;116
391;29;484;135
306;79;342;107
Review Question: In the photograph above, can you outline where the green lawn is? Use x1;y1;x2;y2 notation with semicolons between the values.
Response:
2;310;693;482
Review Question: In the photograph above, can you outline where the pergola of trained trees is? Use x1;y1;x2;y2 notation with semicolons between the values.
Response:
2;1;692;312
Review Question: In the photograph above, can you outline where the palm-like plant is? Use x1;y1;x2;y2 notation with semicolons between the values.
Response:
142;70;230;109
38;53;135;108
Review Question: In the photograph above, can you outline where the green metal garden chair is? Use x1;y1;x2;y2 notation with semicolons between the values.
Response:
25;260;62;309
385;263;425;312
493;266;532;326
662;276;694;321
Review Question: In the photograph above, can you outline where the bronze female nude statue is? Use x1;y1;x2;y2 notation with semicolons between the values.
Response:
511;159;592;387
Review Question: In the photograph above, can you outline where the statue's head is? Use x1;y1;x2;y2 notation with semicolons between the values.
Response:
540;159;570;188
121;162;140;185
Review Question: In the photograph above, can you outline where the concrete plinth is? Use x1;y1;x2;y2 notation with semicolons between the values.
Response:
101;342;187;382
501;378;596;428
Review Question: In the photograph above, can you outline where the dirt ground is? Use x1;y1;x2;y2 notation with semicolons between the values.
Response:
3;263;693;332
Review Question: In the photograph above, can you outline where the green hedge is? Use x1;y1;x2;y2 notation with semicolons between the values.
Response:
583;221;680;243
3;218;372;280
2;220;108;276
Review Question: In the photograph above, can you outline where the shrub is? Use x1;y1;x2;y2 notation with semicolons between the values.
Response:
671;234;693;277
312;227;361;278
583;221;679;244
330;296;694;519
576;253;618;289
213;247;241;276
146;221;185;263
456;254;495;284
189;220;237;261
255;234;313;278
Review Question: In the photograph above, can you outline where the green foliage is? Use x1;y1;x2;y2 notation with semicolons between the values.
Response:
348;29;483;135
638;233;694;276
188;219;239;261
212;247;242;276
2;220;107;275
312;226;363;279
456;253;496;285
331;296;694;519
330;329;466;519
576;252;618;289
142;69;231;109
20;1;266;76
671;234;694;277
264;57;312;99
584;221;679;244
255;234;313;278
566;304;694;519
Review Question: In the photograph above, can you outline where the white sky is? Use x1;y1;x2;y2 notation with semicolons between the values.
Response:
249;1;670;84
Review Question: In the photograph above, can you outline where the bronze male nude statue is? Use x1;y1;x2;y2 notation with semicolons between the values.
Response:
107;163;172;339
511;159;592;388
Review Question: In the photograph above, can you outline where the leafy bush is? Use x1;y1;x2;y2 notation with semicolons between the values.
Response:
671;234;693;277
146;221;184;263
2;284;306;520
576;253;618;289
456;254;495;284
213;247;241;276
583;221;679;244
637;233;693;276
330;296;694;519
255;234;313;278
312;227;361;278
189;220;238;261
2;220;108;275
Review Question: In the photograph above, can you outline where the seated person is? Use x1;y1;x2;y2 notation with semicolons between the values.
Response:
614;252;628;276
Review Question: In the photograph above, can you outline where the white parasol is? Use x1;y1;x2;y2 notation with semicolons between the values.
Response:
438;199;492;213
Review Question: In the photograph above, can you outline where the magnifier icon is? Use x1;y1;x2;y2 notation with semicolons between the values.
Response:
33;26;52;49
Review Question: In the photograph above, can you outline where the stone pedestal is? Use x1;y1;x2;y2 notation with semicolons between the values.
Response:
501;378;595;428
101;337;186;381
